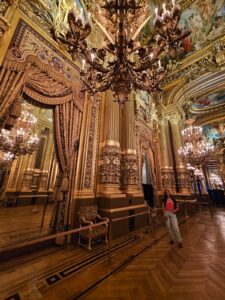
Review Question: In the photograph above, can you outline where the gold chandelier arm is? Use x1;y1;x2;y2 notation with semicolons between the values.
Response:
94;19;115;44
132;15;152;41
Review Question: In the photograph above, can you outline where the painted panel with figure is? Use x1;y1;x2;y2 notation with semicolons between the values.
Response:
203;121;225;143
180;0;225;54
192;89;225;110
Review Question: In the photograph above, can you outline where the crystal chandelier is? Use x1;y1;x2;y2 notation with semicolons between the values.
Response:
0;151;15;166
58;0;191;106
178;125;214;166
0;103;39;158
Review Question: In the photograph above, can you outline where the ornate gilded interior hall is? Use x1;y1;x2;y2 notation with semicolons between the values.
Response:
0;1;224;300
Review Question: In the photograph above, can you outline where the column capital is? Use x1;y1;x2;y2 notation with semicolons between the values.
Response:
165;112;182;125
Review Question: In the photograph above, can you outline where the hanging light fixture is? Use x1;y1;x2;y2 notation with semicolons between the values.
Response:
57;0;191;106
178;124;214;166
0;151;15;166
0;103;39;158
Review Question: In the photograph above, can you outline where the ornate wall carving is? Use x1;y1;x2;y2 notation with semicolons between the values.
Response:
121;154;138;186
0;0;10;17
99;145;121;184
84;95;101;189
161;169;176;190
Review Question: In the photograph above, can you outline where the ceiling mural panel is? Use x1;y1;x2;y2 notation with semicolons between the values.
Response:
180;0;225;54
192;89;225;111
203;120;225;142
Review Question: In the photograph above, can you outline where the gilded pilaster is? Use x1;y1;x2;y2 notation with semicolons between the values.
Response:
158;113;175;191
98;91;125;198
169;113;192;193
38;133;53;192
121;94;142;197
74;93;101;198
20;153;35;192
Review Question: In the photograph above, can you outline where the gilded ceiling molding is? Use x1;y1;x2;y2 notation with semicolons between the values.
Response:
193;111;225;127
165;70;225;107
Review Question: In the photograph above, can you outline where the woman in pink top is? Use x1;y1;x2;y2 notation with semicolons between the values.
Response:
163;189;183;248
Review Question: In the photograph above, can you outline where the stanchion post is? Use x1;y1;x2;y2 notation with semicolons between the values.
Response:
184;200;188;219
108;219;112;265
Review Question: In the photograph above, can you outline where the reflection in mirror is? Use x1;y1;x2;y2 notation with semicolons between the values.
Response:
0;100;58;248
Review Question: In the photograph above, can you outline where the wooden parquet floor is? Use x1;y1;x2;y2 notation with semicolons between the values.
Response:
1;210;225;300
82;210;225;300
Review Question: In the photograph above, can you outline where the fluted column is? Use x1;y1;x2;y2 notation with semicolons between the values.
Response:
158;116;176;191
98;91;125;198
169;114;192;193
121;95;142;196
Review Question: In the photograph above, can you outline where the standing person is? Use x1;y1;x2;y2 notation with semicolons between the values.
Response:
163;189;183;248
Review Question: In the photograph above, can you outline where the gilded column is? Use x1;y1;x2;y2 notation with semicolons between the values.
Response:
98;91;125;198
121;94;142;197
158;116;176;192
20;152;35;192
169;113;192;193
74;93;101;198
38;133;53;192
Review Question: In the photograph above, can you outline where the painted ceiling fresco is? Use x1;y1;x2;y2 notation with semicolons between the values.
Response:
192;89;225;110
140;0;225;58
179;0;225;54
203;120;225;142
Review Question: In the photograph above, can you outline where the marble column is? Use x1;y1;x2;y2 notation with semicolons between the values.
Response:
121;95;142;197
98;91;125;198
158;117;176;192
169;114;192;193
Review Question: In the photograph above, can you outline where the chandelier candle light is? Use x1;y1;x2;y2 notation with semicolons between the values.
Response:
57;0;191;106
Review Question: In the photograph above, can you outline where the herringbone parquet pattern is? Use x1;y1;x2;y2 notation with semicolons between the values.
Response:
83;211;225;300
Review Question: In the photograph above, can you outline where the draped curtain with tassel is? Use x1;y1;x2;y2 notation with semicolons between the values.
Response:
51;95;83;233
0;59;84;237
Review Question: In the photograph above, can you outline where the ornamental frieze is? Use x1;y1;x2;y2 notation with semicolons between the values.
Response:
6;25;80;87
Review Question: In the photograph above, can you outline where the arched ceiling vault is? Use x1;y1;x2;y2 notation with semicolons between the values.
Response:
165;70;225;107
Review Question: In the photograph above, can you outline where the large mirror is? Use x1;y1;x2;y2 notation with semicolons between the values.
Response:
0;100;58;248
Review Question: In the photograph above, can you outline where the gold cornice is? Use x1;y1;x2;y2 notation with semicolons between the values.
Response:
194;111;225;127
164;35;225;89
164;70;225;107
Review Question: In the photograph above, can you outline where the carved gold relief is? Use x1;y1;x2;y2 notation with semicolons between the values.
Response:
99;145;121;184
121;154;139;186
